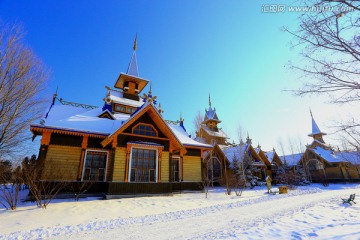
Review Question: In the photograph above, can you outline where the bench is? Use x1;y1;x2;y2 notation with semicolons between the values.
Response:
342;194;356;205
269;188;279;195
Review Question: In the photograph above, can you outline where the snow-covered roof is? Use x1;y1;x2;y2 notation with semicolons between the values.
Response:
35;101;210;149
204;106;220;122
280;153;303;167
222;144;250;163
34;105;128;135
335;151;360;165
201;125;228;138
108;90;144;107
265;150;275;163
310;147;360;164
168;123;211;148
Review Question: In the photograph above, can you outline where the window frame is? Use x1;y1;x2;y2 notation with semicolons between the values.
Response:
81;149;109;182
207;156;222;181
171;156;182;182
113;103;136;114
128;146;159;183
132;123;158;137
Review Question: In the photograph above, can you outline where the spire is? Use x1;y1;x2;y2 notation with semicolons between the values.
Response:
126;35;139;77
209;93;212;108
143;83;157;104
308;109;326;143
246;132;252;145
204;94;220;123
133;33;137;51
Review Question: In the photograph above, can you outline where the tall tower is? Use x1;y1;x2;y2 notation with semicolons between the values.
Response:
203;94;221;131
196;94;228;146
103;36;150;115
113;35;149;101
308;109;327;144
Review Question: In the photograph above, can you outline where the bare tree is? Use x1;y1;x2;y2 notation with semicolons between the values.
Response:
237;124;245;145
199;170;212;198
0;162;22;210
193;110;203;139
22;159;68;209
285;1;359;102
68;180;95;201
0;21;50;159
285;1;360;148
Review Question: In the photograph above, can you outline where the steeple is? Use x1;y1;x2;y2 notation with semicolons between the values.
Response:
126;35;139;77
114;35;149;98
203;94;220;124
308;109;326;143
209;93;212;108
246;132;252;145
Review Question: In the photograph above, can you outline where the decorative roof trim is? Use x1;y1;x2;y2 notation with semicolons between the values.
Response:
30;125;108;138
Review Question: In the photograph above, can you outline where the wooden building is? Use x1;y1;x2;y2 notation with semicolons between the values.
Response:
301;112;360;182
203;136;272;183
30;41;212;195
280;111;360;182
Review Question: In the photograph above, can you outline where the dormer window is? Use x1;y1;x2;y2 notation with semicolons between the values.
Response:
132;123;157;137
114;104;136;114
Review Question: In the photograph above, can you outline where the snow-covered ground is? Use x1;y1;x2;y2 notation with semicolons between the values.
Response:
1;184;359;239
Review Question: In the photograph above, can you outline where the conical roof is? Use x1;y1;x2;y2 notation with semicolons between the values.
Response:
126;51;139;77
308;111;326;137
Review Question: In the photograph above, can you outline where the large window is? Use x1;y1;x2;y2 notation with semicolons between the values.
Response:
171;157;181;182
132;124;157;137
308;159;324;171
83;151;107;181
207;157;222;181
130;148;157;182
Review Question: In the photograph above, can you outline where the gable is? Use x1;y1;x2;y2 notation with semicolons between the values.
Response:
98;111;115;120
122;112;167;138
101;103;182;150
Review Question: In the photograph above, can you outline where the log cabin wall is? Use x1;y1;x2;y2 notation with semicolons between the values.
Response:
183;155;202;182
43;145;82;180
161;151;170;182
112;147;127;182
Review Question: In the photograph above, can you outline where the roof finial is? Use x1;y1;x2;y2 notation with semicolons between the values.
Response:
309;107;313;117
149;82;152;95
133;33;137;51
180;112;184;122
246;132;252;144
158;103;164;115
209;93;212;108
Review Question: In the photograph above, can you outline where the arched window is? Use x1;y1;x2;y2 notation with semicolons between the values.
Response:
207;157;222;181
308;159;324;171
132;123;157;137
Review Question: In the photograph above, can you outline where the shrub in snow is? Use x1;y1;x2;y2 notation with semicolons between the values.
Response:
22;157;68;208
0;165;23;210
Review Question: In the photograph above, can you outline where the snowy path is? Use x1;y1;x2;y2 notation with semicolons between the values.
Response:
2;185;359;239
59;188;358;240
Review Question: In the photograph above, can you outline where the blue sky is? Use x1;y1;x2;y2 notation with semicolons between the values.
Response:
1;1;358;154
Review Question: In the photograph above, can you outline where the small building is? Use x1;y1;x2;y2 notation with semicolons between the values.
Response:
220;137;272;181
30;41;212;195
283;111;360;182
